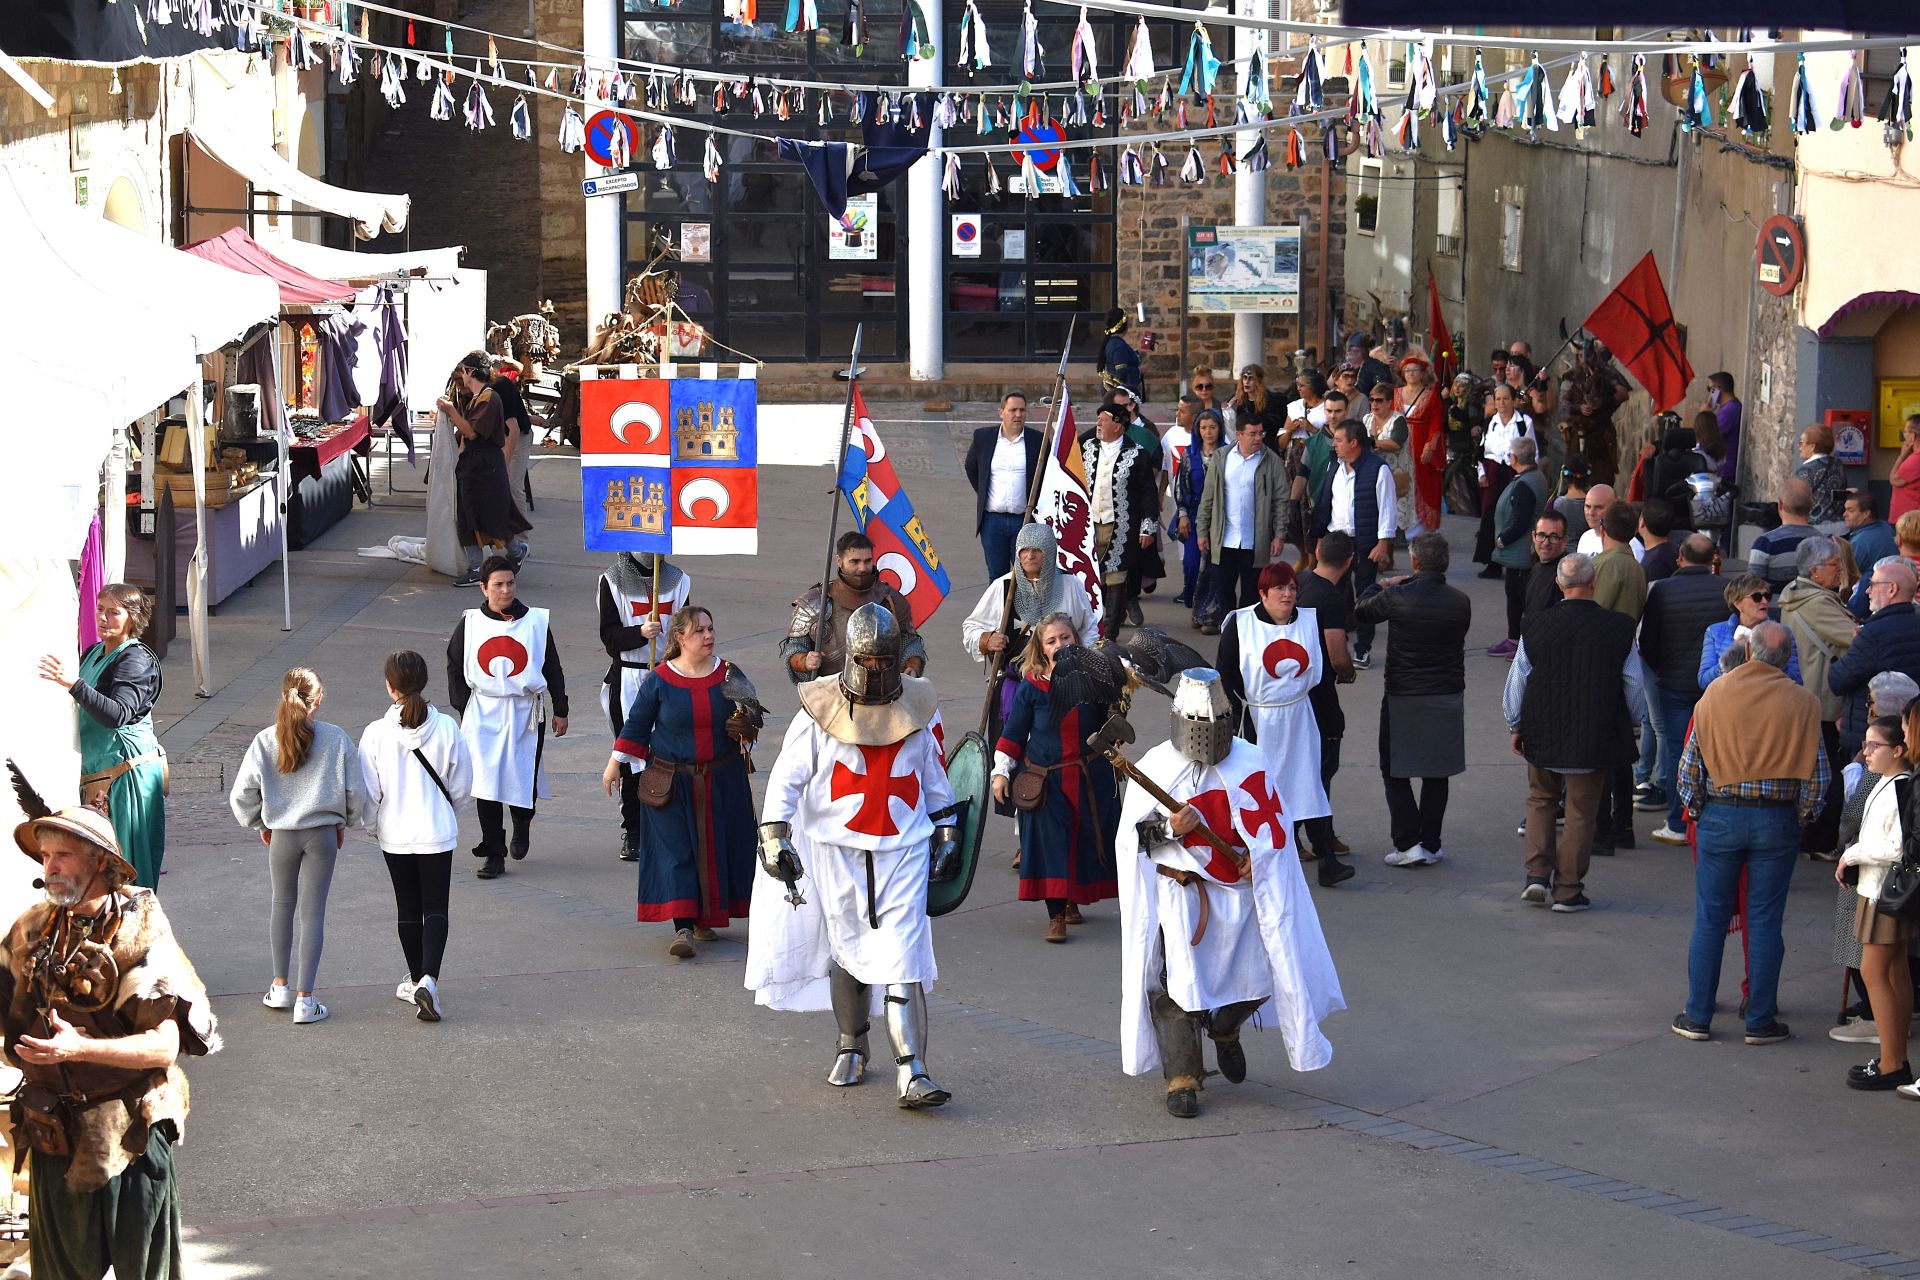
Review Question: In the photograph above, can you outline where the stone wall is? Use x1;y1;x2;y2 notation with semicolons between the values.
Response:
0;62;166;230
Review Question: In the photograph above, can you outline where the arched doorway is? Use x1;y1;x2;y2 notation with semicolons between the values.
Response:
101;175;145;235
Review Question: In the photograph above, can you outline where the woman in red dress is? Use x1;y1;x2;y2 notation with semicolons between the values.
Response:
1398;355;1446;536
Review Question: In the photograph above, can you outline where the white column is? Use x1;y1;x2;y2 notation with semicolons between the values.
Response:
584;0;622;329
907;0;945;379
1231;0;1267;374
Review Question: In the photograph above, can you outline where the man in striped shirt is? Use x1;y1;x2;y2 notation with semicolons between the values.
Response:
1747;478;1818;590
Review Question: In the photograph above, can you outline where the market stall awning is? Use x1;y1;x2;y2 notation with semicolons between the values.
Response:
182;228;359;308
186;123;409;241
254;233;465;286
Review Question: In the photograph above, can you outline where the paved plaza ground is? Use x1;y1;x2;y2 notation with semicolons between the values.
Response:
142;409;1920;1278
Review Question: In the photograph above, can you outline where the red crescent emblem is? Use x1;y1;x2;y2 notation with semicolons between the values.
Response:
477;635;530;678
1262;637;1312;679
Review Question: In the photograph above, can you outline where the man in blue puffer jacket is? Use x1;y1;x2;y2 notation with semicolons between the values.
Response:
1830;558;1920;751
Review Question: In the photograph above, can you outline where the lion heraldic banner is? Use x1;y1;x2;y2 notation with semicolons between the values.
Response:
578;372;760;556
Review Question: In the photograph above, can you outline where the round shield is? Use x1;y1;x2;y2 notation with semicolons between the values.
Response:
928;730;990;917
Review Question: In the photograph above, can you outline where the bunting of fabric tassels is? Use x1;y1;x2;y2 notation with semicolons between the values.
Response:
406;18;415;45
1285;126;1305;169
1241;134;1269;171
842;0;864;54
1178;22;1219;101
1149;145;1170;186
785;0;819;36
1438;99;1459;151
379;52;407;107
442;28;455;83
1464;49;1488;125
1493;79;1517;130
1179;143;1204;184
899;0;934;62
507;94;530;138
985;155;1002;196
1728;62;1769;136
1557;54;1596;129
1517;54;1558;133
429;77;455;121
1241;38;1270;115
942;153;963;198
557;105;585;152
609;114;631;168
1018;151;1041;199
651;126;676;170
1058;158;1083;197
1350;41;1380;133
335;41;361;87
289;27;318;71
703;134;723;183
486;34;501;78
957;0;991;76
1118;146;1144;185
1019;2;1044;91
1121;18;1155;92
1620;52;1649;136
1294;38;1325;113
1788;53;1820;134
1679;56;1713;132
463;65;494;131
1598;56;1615;100
1404;41;1435;116
1214;141;1234;177
1880;50;1913;148
1070;7;1099;92
1393;108;1417;151
1088;152;1107;191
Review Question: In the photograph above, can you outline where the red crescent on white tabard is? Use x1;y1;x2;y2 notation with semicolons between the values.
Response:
1262;637;1312;679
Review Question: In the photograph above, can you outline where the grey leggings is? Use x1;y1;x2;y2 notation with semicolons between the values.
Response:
269;827;339;992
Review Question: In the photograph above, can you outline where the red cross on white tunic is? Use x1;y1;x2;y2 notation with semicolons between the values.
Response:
1236;771;1287;853
1179;787;1243;883
628;599;664;620
829;740;922;837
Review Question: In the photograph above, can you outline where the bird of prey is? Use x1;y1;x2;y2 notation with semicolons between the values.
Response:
721;663;767;733
1119;626;1209;694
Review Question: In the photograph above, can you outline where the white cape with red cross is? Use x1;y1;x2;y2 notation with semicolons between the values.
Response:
459;606;552;809
745;708;955;1010
1227;602;1331;822
1114;738;1345;1076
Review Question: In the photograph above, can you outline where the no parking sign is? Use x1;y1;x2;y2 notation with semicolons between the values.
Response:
951;214;982;258
584;111;638;168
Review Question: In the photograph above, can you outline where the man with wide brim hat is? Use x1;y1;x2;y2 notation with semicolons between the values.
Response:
4;796;218;1279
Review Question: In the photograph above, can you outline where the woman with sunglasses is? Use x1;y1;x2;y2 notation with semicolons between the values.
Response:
1362;382;1415;539
1835;713;1916;1091
1699;573;1801;689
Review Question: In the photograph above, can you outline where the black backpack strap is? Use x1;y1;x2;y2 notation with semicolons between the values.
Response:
412;747;456;814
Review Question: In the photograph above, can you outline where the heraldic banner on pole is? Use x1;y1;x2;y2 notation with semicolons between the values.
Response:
578;371;760;556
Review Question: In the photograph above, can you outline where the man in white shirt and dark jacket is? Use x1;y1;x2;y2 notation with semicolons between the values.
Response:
963;392;1045;580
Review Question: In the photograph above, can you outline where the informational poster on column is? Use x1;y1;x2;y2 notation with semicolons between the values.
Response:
1186;225;1301;313
828;194;879;260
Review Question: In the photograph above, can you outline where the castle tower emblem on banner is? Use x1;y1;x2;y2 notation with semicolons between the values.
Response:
604;475;667;534
676;402;740;461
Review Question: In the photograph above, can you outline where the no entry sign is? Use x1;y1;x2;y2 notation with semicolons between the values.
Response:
1755;215;1804;298
584;111;638;168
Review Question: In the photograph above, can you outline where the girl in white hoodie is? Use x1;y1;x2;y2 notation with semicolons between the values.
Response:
1837;713;1916;1092
359;650;473;1022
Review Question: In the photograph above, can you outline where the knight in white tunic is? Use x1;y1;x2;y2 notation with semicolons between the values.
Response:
748;604;962;1109
1114;670;1344;1118
1216;561;1331;825
960;523;1095;756
447;557;569;880
598;553;693;862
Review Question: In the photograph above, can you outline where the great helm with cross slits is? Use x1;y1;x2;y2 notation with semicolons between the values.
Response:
841;602;904;705
1169;668;1232;765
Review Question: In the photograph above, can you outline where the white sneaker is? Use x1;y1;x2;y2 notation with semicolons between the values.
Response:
293;996;329;1025
1897;1080;1920;1100
1829;1018;1880;1044
262;983;293;1010
1385;846;1437;867
1650;825;1689;846
413;975;442;1023
395;978;418;1003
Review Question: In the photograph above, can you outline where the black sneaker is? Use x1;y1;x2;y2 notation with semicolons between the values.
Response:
1318;859;1355;888
618;834;639;863
1633;787;1669;813
1520;878;1550;904
1849;1060;1914;1090
1744;1021;1791;1046
1551;893;1592;913
1352;650;1371;670
509;835;530;861
1214;1038;1247;1083
453;570;482;588
1671;1013;1711;1041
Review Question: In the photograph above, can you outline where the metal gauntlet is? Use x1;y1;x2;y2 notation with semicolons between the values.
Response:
758;821;804;882
927;806;961;882
1135;815;1172;851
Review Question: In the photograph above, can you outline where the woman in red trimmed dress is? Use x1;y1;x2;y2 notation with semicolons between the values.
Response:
601;606;757;959
1399;354;1446;538
990;614;1121;944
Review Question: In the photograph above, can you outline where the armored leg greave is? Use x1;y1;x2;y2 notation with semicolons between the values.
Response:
884;983;950;1109
827;963;869;1087
1149;987;1206;1084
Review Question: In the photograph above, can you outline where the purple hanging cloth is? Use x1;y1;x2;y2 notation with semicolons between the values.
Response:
77;510;104;650
370;286;415;464
236;325;289;441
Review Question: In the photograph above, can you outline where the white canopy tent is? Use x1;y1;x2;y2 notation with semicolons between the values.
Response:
254;232;462;283
187;122;410;241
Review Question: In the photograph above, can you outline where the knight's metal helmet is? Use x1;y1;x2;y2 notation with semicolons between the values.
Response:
841;603;904;704
1169;668;1232;764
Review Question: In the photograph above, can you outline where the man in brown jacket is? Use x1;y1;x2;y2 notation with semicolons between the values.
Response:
1671;621;1827;1046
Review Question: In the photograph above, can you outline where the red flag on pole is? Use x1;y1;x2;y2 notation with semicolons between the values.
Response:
1426;274;1457;386
1582;251;1695;411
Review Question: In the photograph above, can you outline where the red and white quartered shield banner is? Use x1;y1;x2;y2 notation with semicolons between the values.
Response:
579;369;759;556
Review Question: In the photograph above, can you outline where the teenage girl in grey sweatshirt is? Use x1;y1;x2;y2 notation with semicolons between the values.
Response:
230;668;367;1025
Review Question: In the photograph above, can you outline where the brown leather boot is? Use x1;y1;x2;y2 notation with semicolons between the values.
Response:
1065;903;1085;925
1045;916;1069;943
